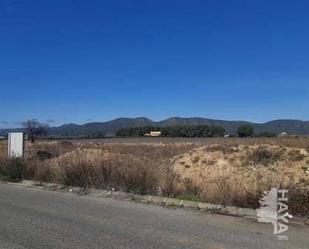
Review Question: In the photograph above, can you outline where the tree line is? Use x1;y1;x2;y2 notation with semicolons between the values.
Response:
116;125;226;137
117;124;277;138
236;124;276;137
18;120;277;142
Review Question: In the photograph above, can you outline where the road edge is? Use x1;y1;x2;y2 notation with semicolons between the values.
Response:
2;179;307;225
0;180;256;217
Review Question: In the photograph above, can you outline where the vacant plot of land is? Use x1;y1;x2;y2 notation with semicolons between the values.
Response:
52;136;309;148
0;137;309;216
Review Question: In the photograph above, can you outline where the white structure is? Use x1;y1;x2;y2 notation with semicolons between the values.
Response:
279;132;288;137
144;131;162;137
8;132;24;158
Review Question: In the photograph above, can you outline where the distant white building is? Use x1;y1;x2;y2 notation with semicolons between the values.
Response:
279;132;289;137
144;131;162;137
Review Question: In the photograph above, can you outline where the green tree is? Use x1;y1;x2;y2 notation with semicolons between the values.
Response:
116;125;225;138
257;132;276;138
237;124;254;137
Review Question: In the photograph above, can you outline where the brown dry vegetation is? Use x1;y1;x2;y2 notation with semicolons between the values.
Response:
172;144;309;214
0;141;6;158
0;137;309;216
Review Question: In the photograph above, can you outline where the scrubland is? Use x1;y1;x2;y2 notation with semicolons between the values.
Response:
0;137;308;216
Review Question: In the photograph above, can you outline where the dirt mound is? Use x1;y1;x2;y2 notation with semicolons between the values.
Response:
171;144;309;205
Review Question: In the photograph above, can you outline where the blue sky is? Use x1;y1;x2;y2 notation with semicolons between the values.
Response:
0;0;308;128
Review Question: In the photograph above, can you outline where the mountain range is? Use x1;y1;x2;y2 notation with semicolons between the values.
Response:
1;117;309;137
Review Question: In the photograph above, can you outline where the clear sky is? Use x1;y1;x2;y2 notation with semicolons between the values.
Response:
0;0;308;128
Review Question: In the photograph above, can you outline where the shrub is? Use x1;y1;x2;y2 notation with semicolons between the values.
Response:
237;124;254;137
206;144;239;154
192;155;200;163
288;149;305;161
181;179;201;201
58;151;159;194
0;158;25;182
288;184;309;217
257;132;276;138
36;151;52;160
162;167;178;197
247;147;282;166
32;161;59;183
60;152;98;189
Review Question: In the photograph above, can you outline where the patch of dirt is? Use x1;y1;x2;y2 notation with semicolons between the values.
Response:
171;144;309;200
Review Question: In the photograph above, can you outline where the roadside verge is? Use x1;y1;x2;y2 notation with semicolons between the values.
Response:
0;179;258;218
2;179;308;226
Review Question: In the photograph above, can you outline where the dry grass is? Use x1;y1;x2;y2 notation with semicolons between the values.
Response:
172;143;309;216
0;141;7;159
0;158;25;182
246;146;283;166
69;136;309;148
56;150;160;194
0;138;309;216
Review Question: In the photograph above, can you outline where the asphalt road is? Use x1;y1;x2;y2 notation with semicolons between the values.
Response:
0;183;308;249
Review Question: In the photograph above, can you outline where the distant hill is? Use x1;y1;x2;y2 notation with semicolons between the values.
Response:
1;117;309;137
48;117;154;137
157;118;309;135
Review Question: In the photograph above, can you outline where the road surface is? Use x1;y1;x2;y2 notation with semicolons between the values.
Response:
0;183;308;249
